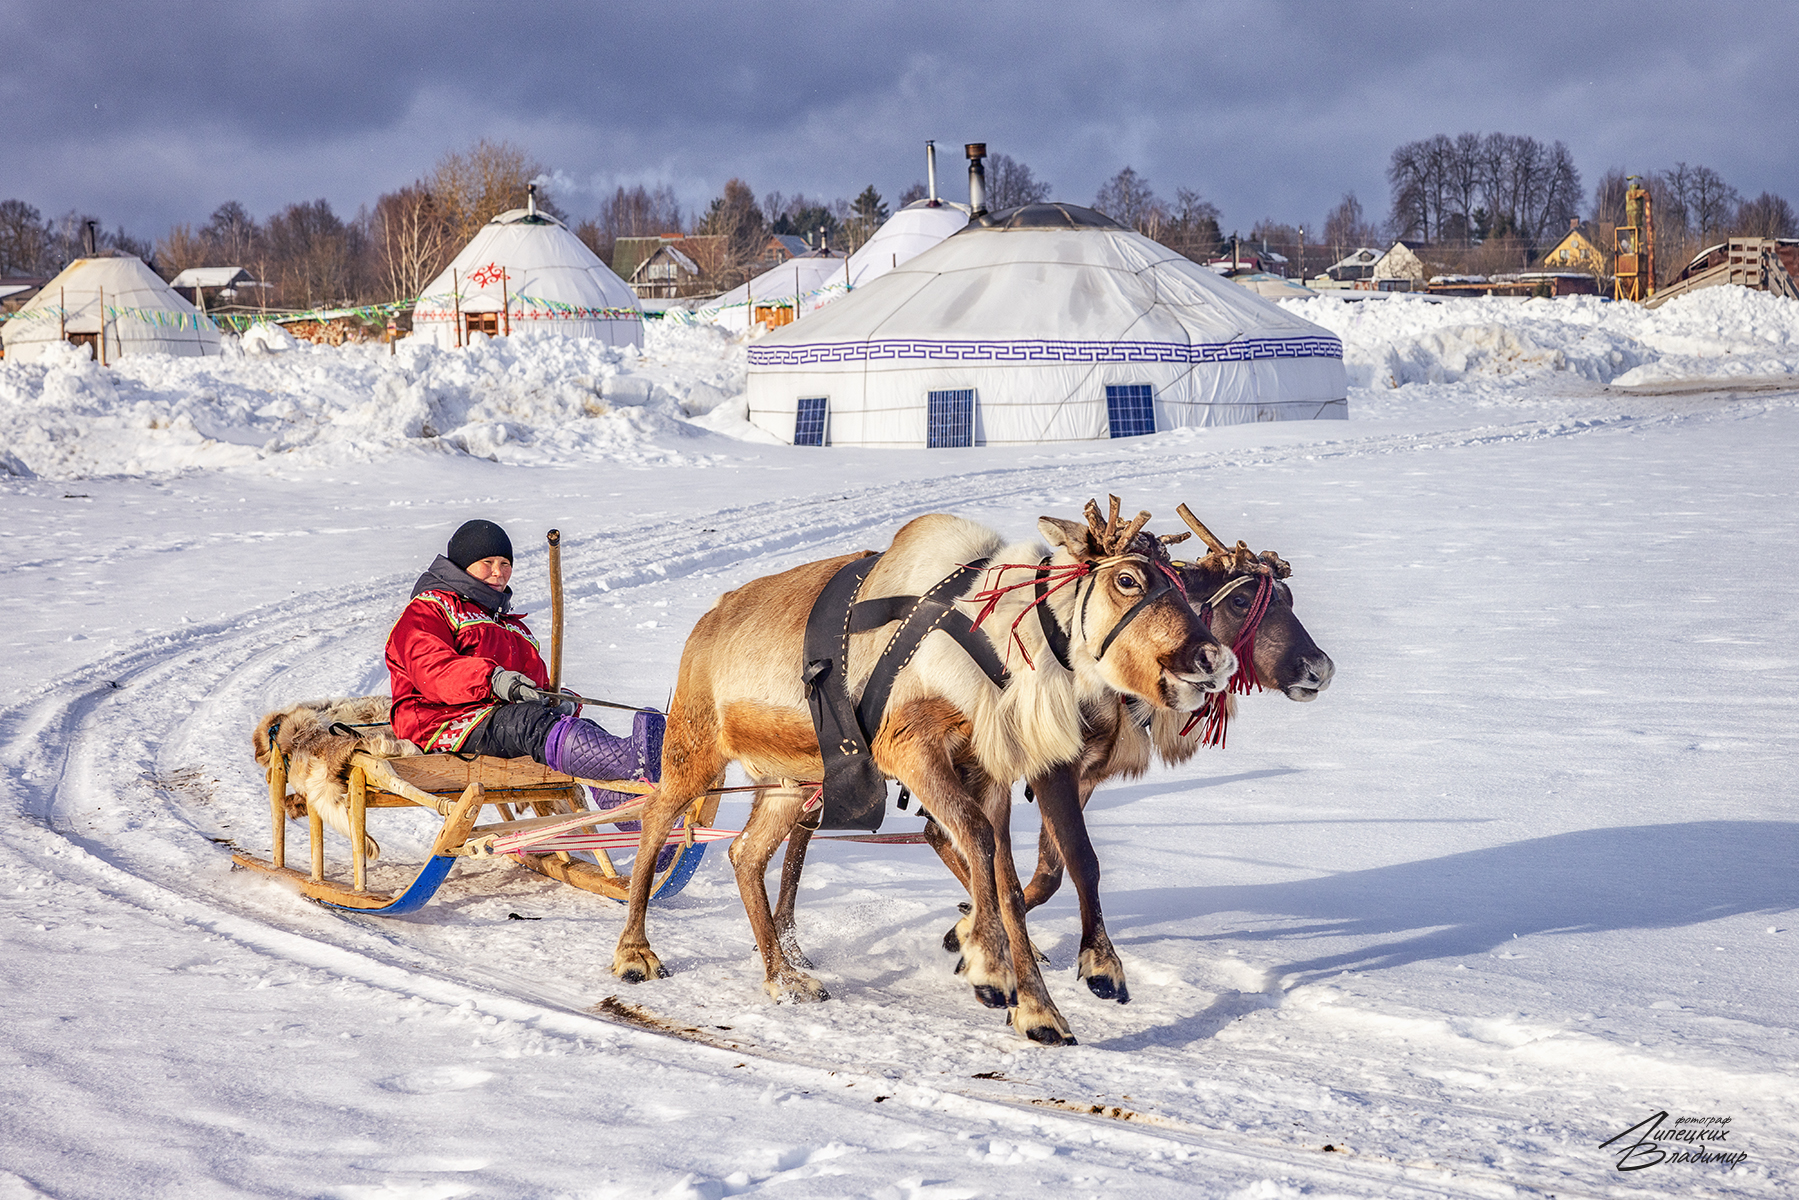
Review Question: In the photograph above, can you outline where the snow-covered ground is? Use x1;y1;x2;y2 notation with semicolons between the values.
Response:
3;290;1797;1198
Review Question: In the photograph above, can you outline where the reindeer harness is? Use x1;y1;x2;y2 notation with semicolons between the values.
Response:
803;554;1011;830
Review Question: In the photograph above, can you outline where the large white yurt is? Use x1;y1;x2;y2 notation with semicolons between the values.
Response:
412;195;642;350
745;203;1347;447
698;252;848;335
1;255;221;364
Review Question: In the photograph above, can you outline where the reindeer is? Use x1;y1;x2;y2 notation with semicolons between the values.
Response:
924;505;1335;1004
610;500;1233;1045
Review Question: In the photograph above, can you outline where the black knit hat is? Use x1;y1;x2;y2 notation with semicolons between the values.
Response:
447;520;514;570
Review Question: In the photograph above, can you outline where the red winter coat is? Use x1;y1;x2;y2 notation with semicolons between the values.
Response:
387;573;547;751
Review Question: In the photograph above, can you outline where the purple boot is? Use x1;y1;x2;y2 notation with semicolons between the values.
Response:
545;710;665;814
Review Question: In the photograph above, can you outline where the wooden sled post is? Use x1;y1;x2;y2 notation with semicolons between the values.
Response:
267;742;287;870
350;763;369;893
308;800;325;883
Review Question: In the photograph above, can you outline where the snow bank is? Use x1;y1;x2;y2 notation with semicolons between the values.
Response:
5;287;1797;480
1284;287;1799;401
0;320;747;479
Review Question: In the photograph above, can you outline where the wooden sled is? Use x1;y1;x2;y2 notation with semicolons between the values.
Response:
233;749;723;915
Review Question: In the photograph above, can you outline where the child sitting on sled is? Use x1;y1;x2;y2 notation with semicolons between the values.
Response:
385;519;660;784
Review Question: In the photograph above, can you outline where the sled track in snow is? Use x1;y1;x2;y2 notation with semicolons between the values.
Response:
5;404;1795;1198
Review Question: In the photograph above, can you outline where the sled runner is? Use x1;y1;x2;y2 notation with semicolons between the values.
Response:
233;735;725;914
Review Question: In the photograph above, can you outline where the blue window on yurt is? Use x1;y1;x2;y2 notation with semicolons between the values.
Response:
927;389;975;448
1106;384;1156;438
794;396;828;446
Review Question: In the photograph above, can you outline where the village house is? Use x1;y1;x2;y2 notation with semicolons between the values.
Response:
620;235;728;299
1371;240;1432;289
1325;247;1383;282
1538;218;1608;276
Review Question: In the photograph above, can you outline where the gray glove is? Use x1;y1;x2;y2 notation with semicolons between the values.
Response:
490;667;580;716
491;666;551;705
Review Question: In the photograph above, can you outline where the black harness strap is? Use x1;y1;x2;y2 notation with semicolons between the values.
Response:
854;558;1005;739
802;556;1012;831
803;554;887;830
1033;557;1073;671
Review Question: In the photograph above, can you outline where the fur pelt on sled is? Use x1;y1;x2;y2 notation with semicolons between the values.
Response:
251;696;419;861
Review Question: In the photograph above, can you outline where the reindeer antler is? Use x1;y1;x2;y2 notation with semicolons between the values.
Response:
1080;496;1155;556
1177;503;1292;578
1176;504;1230;555
1114;509;1152;550
1083;499;1109;546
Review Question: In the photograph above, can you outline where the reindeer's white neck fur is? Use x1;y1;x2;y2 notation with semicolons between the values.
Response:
841;515;1095;783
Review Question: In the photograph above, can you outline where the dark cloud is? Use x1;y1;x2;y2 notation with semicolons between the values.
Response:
3;0;1795;243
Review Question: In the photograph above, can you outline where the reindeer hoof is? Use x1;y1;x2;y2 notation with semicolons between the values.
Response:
1078;946;1130;1004
612;946;668;984
973;984;1010;1009
1012;996;1076;1046
1085;975;1130;1003
765;972;829;1003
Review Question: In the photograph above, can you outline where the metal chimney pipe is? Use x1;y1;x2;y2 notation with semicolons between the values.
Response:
926;140;938;204
83;219;97;257
527;182;538;218
966;143;987;217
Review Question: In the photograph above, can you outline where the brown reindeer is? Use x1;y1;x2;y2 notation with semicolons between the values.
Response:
611;501;1233;1045
930;505;1334;1003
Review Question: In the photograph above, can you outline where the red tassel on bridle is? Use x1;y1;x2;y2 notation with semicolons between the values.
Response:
1180;570;1275;747
966;560;1094;669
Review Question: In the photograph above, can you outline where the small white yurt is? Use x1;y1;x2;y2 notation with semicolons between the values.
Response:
1;255;221;364
842;199;969;291
412;191;642;350
746;203;1347;447
699;252;848;335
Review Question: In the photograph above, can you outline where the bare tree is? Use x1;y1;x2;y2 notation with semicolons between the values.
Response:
1159;188;1222;261
1387;131;1581;253
1686;165;1740;244
372;184;452;302
579;184;684;268
429;140;551;249
1094;167;1164;233
264;199;361;309
201;202;257;262
1735;191;1797;238
1323;192;1380;256
154;224;212;274
697;178;767;287
0;200;52;276
986;154;1052;210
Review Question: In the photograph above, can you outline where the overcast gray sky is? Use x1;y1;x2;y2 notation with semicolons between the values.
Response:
4;0;1795;242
